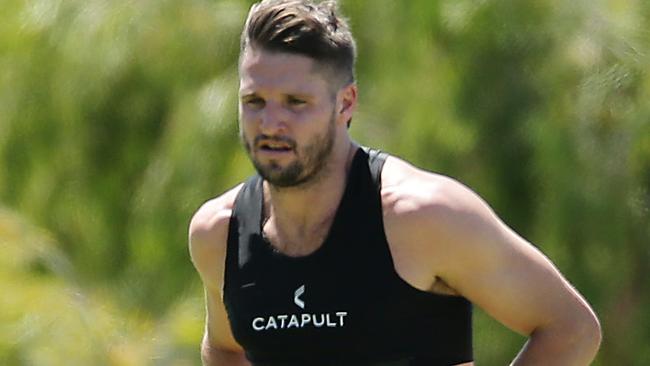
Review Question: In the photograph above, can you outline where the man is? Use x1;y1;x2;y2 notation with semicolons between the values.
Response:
189;0;602;365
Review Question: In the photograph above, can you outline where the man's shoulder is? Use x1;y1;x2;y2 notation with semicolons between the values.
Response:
380;155;504;276
380;154;500;248
380;155;485;221
188;183;244;283
189;184;244;240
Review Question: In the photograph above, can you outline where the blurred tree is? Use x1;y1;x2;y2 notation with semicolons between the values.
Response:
1;0;648;364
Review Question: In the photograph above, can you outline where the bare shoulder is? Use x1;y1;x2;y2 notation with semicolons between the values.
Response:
381;155;495;230
380;155;507;279
189;183;243;242
188;184;244;290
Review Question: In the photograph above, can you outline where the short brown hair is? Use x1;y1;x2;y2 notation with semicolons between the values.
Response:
240;0;356;87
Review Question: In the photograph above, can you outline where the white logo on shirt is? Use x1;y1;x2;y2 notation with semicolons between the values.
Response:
250;284;349;332
294;285;305;309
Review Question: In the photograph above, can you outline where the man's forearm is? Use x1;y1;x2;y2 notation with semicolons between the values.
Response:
510;321;601;366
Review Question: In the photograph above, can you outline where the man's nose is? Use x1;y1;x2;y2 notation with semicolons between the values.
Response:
259;102;288;134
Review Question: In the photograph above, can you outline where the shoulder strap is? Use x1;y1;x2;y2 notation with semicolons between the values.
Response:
362;146;389;187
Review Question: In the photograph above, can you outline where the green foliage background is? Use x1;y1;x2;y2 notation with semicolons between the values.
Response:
1;0;648;364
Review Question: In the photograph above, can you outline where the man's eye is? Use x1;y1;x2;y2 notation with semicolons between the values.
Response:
288;97;306;106
245;98;265;108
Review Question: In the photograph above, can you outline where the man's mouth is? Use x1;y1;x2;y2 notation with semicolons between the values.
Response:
260;142;292;152
256;137;295;153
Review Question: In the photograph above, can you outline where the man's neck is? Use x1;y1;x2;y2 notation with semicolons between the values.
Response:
262;142;358;247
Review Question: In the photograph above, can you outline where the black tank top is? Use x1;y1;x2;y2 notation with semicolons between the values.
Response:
224;147;473;365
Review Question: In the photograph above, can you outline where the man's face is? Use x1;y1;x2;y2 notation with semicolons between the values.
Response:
238;48;340;188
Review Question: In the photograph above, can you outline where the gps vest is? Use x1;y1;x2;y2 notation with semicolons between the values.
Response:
224;147;473;365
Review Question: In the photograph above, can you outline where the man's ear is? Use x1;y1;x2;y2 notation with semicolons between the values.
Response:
336;83;357;126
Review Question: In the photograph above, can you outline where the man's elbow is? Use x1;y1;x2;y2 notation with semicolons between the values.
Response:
580;309;602;353
564;305;602;358
201;338;249;366
200;340;217;366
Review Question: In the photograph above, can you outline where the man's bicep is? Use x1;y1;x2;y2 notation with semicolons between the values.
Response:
187;200;246;358
443;216;589;336
422;181;590;336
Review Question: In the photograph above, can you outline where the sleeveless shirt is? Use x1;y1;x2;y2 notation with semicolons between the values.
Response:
224;147;473;365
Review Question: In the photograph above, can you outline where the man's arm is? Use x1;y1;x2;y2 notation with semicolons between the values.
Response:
189;186;251;366
200;288;250;366
434;179;600;365
384;163;601;365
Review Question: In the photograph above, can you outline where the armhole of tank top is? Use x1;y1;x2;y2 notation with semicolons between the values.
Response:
223;209;239;298
223;176;260;297
223;200;241;298
362;146;392;245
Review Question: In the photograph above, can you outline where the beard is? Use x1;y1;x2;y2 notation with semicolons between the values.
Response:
241;112;336;188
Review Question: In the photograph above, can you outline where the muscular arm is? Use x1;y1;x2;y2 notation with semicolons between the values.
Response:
189;186;251;366
441;205;602;366
383;161;601;365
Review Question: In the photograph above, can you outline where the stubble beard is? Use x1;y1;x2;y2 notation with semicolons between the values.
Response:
241;113;337;189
